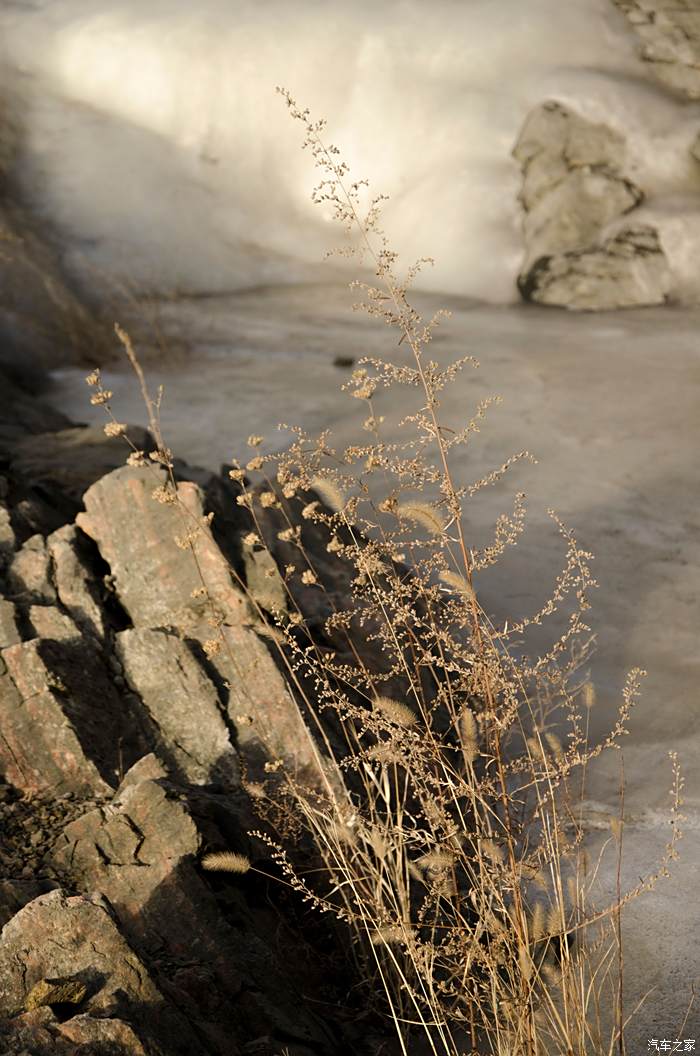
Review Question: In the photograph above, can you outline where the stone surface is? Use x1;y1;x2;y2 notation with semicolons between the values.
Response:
521;224;672;310
46;524;108;640
79;464;337;791
513;101;671;309
0;879;54;931
27;604;79;640
0;598;19;648
612;0;700;100
0;779;101;904
116;627;241;786
0;889;204;1055
10;423;154;505
247;482;435;705
57;1014;150;1055
212;621;337;789
0;638;149;796
0;502;14;568
0;1007;75;1056
52;770;337;1055
6;533;56;604
77;464;250;632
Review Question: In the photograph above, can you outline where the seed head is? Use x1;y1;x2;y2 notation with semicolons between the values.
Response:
201;851;251;874
458;708;479;764
311;475;345;512
373;695;418;727
396;502;446;537
439;569;476;602
370;924;413;946
104;421;127;438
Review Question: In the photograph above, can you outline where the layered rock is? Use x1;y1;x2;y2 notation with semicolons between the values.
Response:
50;762;339;1055
612;0;700;100
513;101;672;309
0;636;151;796
78;464;338;791
116;628;241;786
0;387;394;1055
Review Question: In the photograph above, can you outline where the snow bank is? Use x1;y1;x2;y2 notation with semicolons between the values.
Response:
1;0;699;302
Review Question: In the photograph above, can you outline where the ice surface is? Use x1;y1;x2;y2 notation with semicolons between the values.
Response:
2;0;700;302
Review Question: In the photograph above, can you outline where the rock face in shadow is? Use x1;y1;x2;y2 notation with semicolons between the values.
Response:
116;627;241;786
513;101;672;309
0;889;206;1055
0;637;150;796
51;764;340;1055
0;385;398;1055
10;423;155;506
612;0;700;100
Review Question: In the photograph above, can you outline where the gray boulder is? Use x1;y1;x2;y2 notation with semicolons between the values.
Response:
521;224;672;310
514;101;671;309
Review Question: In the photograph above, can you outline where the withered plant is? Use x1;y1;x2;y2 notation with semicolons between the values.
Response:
89;91;685;1056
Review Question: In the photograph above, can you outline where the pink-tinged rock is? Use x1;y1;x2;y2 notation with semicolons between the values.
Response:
77;465;249;631
0;638;149;796
0;1007;73;1056
6;534;55;603
213;622;339;792
77;465;336;791
46;524;107;640
57;1014;149;1054
27;605;79;641
0;890;205;1056
116;627;240;787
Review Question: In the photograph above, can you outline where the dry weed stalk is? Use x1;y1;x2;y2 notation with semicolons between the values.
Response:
91;91;685;1056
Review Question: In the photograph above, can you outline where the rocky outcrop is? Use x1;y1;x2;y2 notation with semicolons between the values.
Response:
612;0;700;100
50;763;340;1055
0;636;151;796
0;389;378;1054
77;463;339;791
513;101;672;309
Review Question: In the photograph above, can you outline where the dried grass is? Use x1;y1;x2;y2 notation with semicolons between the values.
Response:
93;88;686;1056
